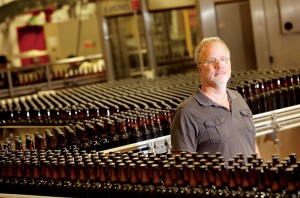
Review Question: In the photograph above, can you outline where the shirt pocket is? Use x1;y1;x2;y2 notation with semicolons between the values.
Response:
240;109;255;133
204;116;231;144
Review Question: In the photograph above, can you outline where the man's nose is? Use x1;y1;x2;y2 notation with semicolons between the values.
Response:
213;60;222;68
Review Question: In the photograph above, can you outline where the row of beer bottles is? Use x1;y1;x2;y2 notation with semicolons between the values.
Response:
233;69;300;114
0;105;107;125
0;68;187;125
0;61;105;88
0;89;177;125
52;61;105;81
0;150;299;197
1;67;299;125
0;109;173;153
0;92;125;125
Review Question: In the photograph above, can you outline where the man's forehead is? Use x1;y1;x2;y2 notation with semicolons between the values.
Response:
200;42;229;56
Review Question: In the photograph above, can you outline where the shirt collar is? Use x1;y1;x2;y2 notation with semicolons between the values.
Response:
194;86;237;106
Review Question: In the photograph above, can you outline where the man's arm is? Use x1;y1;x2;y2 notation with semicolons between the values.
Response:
170;107;198;154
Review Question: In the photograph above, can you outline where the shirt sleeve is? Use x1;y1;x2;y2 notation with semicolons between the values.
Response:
170;106;199;153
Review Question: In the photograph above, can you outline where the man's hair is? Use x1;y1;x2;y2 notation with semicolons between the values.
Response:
194;37;230;65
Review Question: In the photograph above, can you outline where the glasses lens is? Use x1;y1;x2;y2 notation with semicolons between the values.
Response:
207;58;216;66
203;57;229;66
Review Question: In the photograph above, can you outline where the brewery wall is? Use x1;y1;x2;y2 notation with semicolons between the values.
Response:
198;0;300;71
44;18;103;61
250;0;300;70
0;0;300;73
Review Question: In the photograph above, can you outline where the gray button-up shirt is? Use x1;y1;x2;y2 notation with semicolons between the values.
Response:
170;87;256;163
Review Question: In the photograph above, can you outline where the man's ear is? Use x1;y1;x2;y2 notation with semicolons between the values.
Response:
196;65;201;73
